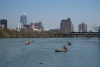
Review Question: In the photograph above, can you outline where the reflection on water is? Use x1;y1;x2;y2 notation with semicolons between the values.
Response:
0;38;100;67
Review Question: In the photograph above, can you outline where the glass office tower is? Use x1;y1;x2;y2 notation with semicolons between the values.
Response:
20;12;28;28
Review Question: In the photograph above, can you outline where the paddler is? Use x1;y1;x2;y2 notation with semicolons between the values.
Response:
28;40;31;43
32;40;35;43
63;45;67;50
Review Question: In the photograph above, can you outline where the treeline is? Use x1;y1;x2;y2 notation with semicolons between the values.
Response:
1;27;100;38
94;26;100;38
0;28;69;38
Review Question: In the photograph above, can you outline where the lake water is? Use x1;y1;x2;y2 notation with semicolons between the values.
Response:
0;38;100;67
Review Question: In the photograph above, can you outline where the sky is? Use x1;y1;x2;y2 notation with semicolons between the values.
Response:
0;0;100;32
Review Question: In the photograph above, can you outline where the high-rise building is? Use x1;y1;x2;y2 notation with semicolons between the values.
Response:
60;18;74;32
0;19;7;28
38;22;44;30
20;12;28;28
78;22;87;32
31;22;44;31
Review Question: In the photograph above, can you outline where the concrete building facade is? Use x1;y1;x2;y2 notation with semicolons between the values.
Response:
78;22;87;32
60;18;74;32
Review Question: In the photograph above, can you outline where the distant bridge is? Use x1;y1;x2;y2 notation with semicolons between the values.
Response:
55;32;99;37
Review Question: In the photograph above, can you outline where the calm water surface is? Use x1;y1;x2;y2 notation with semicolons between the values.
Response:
0;38;100;67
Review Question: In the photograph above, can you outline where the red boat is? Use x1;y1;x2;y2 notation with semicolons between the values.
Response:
26;42;30;45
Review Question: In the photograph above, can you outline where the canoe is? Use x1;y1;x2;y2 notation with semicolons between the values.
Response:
26;42;30;45
55;49;68;52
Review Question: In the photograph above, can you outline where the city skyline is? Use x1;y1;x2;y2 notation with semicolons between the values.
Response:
0;0;100;32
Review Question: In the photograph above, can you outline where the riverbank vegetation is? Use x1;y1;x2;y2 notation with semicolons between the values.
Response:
0;28;69;38
0;27;100;38
93;26;100;38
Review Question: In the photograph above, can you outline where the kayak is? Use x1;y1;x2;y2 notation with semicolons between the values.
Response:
26;42;30;45
68;42;71;45
55;49;68;52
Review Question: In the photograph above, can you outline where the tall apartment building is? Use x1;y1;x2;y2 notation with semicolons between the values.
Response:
78;22;87;32
60;18;74;32
0;19;7;28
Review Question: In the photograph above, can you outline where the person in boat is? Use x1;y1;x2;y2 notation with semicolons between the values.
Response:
28;40;31;43
63;45;67;50
68;41;69;43
32;40;35;43
68;41;71;45
56;38;58;40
